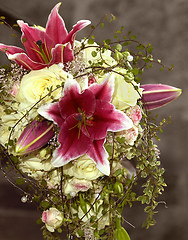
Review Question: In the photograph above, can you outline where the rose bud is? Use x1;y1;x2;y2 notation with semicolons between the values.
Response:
42;207;63;232
141;84;182;110
15;120;54;155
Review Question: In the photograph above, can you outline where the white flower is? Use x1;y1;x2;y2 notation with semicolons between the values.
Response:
111;70;142;110
16;64;73;109
42;207;63;232
0;112;26;147
64;177;92;196
63;154;104;180
18;156;53;180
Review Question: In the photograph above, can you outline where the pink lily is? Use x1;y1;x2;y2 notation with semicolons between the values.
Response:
38;75;133;175
141;84;182;110
0;3;90;70
15;120;54;155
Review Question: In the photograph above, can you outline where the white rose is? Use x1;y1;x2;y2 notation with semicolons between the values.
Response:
18;156;53;180
64;177;92;196
63;154;104;180
16;64;73;109
112;70;142;110
42;207;63;232
0;112;27;147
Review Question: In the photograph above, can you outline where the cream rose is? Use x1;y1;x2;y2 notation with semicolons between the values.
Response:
63;154;104;180
18;156;53;180
0;112;27;147
112;70;142;110
64;177;92;196
16;64;73;109
42;207;63;232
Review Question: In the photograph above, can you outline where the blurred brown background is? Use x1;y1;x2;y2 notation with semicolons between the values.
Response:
0;0;187;239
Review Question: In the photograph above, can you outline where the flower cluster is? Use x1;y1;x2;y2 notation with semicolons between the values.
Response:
0;3;181;240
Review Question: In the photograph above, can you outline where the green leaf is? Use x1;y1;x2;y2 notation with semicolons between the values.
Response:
91;51;97;57
116;44;122;51
77;229;84;237
41;179;47;187
88;39;94;44
57;228;62;233
132;67;139;75
148;46;153;54
40;200;50;209
100;23;104;28
10;155;18;164
36;218;42;225
16;178;24;185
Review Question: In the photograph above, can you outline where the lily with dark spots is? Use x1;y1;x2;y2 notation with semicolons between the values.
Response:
0;3;90;70
38;75;133;175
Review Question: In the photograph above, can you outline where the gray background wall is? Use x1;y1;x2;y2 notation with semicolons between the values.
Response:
0;0;187;239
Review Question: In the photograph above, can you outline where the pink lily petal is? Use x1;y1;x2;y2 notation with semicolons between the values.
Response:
63;20;91;46
50;44;64;65
46;2;68;44
0;43;25;55
59;81;96;119
38;102;63;127
17;20;53;63
89;74;114;102
7;52;47;70
87;139;110;175
83;100;133;140
63;43;74;63
51;114;93;167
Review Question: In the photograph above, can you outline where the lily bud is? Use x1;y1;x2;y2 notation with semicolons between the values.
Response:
141;84;182;110
15;120;54;155
114;218;131;240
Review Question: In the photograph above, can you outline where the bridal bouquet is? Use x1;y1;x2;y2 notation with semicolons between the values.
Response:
0;3;181;240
